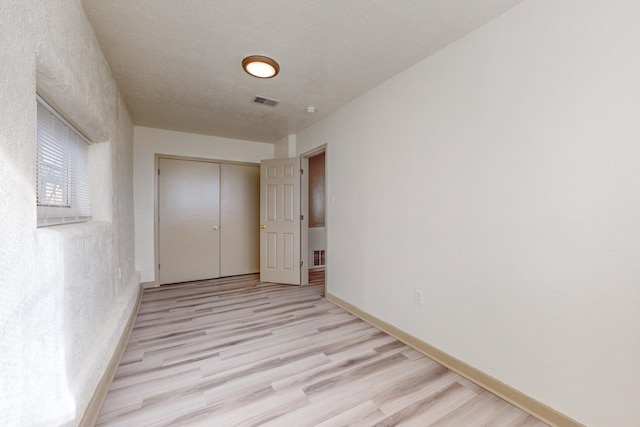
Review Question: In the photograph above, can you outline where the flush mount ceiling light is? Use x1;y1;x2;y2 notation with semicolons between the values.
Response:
242;55;280;78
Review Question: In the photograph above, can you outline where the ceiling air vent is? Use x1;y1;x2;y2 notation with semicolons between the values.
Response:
253;96;279;107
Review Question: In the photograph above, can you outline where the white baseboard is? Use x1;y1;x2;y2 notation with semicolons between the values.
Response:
79;284;143;427
326;292;584;427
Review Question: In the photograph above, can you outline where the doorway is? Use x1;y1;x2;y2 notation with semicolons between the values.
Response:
301;146;327;286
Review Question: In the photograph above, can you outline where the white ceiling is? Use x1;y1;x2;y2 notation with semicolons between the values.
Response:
81;0;525;143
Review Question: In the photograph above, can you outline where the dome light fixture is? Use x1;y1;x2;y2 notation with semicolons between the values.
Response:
242;55;280;79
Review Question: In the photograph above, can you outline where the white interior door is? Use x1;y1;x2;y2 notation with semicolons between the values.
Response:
260;158;301;285
158;158;220;284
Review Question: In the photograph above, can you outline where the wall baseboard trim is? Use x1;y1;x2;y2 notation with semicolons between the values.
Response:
325;292;584;427
79;285;144;427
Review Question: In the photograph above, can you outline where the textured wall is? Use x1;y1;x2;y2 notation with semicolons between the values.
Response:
0;1;138;426
296;1;640;426
133;126;273;283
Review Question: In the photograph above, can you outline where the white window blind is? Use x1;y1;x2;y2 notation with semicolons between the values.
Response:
36;97;92;226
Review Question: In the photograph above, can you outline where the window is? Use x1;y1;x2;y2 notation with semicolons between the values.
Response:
36;96;92;226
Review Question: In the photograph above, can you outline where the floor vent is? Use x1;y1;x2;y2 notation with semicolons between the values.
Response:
253;96;279;107
313;250;325;267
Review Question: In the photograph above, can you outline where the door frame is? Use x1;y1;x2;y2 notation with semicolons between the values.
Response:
153;154;259;286
299;144;327;286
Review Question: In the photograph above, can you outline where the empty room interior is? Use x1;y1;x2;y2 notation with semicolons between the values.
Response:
1;1;639;426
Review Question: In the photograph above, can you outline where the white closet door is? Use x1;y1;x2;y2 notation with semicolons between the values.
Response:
158;158;220;284
220;163;260;276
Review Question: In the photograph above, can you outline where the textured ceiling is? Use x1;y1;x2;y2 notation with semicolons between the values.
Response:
81;0;525;143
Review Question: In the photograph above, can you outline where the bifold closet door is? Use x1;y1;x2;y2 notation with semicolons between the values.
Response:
158;158;220;285
220;163;260;276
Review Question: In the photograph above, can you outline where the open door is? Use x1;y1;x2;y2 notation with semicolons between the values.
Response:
260;158;301;285
301;148;326;287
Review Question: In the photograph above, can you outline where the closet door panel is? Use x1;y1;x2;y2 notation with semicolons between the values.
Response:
158;158;220;284
220;163;260;276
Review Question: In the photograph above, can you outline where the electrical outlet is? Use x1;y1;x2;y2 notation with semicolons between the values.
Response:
414;289;424;305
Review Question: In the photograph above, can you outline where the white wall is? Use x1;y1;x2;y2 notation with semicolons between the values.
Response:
0;1;138;426
297;1;640;425
274;134;297;158
134;126;274;283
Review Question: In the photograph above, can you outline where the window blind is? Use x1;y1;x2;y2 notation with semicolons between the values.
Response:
36;97;92;226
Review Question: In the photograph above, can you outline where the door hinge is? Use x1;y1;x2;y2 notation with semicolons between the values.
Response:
158;263;161;270
300;261;304;267
300;168;304;174
158;169;160;175
300;214;304;220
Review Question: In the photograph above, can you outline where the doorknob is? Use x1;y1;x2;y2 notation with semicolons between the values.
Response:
260;224;266;229
213;225;219;231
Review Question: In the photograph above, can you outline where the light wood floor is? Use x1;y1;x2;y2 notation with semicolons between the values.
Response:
96;273;547;426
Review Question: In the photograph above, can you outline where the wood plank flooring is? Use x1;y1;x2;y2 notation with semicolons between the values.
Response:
96;273;547;426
